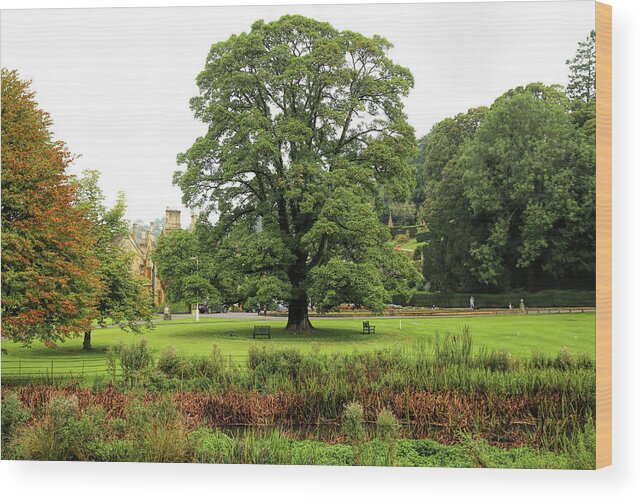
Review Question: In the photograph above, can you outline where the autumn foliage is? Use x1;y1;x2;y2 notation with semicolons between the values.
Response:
1;69;102;346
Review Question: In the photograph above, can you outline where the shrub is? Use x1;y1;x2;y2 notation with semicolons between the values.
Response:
575;351;595;370
93;439;135;462
376;408;400;441
415;229;430;243
15;396;106;461
555;347;575;370
1;393;31;447
109;417;128;436
46;393;80;423
189;426;237;463
395;232;410;244
342;401;366;444
157;346;182;377
116;338;154;384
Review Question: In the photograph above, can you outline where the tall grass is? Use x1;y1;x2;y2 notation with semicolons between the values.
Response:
2;328;595;458
1;394;595;468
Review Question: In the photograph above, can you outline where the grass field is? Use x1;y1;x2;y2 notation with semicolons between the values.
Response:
1;312;597;467
397;238;421;252
1;313;596;375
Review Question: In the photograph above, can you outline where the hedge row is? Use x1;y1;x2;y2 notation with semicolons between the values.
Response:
391;290;596;308
415;229;430;243
390;225;423;238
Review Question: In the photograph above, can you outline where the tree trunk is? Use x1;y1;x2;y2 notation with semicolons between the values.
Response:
285;250;314;332
83;330;92;351
286;293;313;332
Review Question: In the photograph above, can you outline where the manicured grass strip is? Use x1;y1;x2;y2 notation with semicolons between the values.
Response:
2;313;596;364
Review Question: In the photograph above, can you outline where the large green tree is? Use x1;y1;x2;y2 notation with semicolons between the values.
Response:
421;83;595;292
1;69;102;347
73;170;154;350
175;16;418;330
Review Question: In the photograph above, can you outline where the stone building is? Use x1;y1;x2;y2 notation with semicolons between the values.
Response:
115;208;190;307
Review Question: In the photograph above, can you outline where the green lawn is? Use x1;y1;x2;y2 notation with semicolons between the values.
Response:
398;238;422;252
1;313;596;375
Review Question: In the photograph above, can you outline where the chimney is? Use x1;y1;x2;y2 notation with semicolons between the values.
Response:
165;208;181;231
132;223;138;242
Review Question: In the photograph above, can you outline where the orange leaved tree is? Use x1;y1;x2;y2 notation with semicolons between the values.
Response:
1;69;102;347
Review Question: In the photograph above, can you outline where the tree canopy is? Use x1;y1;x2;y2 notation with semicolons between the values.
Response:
153;229;219;310
73;170;154;350
420;84;595;292
174;15;419;330
1;69;101;347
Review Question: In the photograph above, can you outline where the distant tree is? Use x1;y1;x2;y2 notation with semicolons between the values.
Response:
1;69;101;347
386;201;417;227
175;15;418;330
566;30;596;103
147;218;164;239
153;230;219;310
73;170;154;350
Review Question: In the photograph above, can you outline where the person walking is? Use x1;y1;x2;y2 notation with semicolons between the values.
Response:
469;296;475;310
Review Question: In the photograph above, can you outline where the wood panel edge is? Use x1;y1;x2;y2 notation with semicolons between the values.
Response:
595;0;612;470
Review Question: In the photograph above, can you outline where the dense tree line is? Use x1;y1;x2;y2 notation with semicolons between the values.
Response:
414;32;596;292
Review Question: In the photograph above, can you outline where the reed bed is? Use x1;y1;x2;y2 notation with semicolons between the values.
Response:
0;391;596;468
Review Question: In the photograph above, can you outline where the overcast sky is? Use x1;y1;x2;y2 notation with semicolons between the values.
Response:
1;1;594;227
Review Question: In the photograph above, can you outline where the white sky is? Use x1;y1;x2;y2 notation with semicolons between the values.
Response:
1;1;595;226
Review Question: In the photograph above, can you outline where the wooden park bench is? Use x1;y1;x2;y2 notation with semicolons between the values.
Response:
362;321;375;335
253;325;271;339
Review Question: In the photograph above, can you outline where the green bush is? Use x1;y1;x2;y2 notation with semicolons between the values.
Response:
395;232;410;244
189;426;237;463
157;346;182;377
116;338;154;384
555;347;575;370
415;229;430;243
376;408;400;441
14;396;106;461
1;393;31;447
342;401;366;444
156;344;232;390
